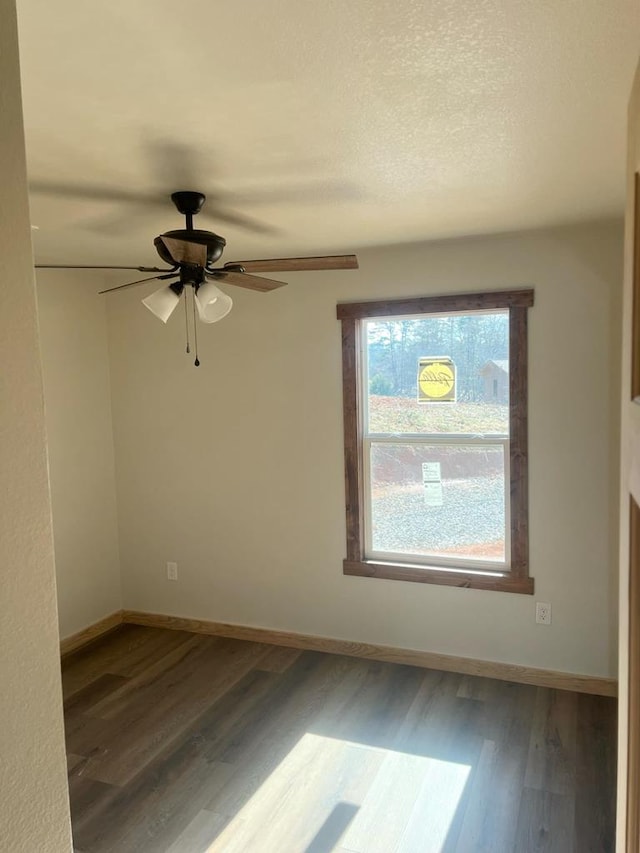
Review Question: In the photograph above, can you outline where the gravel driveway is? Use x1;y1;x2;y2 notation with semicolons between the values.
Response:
371;476;505;559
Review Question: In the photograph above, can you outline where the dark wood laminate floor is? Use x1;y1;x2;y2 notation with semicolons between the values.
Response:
62;625;617;853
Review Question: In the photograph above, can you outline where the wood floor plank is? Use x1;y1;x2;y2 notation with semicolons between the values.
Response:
452;736;526;853
104;627;198;679
67;775;117;837
210;736;376;852
514;788;575;853
342;748;436;853
322;659;427;750
210;661;429;852
73;755;233;853
480;677;540;743
86;633;202;719
165;809;228;853
449;680;539;852
524;687;578;795
456;673;491;701
67;753;85;773
183;667;281;750
63;673;130;715
69;668;283;851
389;671;484;852
63;643;211;760
65;710;118;759
257;644;303;672
116;761;234;853
206;651;335;766
304;802;361;853
205;653;368;818
392;669;481;763
394;750;475;853
574;693;617;852
445;738;500;853
78;637;271;786
62;624;189;698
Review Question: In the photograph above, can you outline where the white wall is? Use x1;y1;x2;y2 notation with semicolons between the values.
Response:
107;220;622;678
37;271;122;639
0;0;72;848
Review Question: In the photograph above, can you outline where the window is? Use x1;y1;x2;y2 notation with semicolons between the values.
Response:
337;289;534;594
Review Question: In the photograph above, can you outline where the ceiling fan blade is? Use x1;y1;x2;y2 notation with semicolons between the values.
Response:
160;236;207;267
212;270;287;292
28;180;165;207
199;208;278;236
30;179;276;237
35;264;173;272
98;273;179;295
228;180;363;206
224;255;359;273
79;204;168;237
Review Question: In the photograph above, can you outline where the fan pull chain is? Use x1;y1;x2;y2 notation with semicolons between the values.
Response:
184;289;191;354
192;287;200;367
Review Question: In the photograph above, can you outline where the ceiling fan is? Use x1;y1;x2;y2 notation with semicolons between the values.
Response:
35;190;358;365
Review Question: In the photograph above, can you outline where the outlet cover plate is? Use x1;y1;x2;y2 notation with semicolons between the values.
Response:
535;601;551;625
167;561;178;581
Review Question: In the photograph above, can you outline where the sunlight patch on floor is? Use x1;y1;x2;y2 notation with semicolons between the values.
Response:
202;733;471;853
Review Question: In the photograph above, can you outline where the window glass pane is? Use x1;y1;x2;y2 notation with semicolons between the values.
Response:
369;443;506;564
366;312;509;435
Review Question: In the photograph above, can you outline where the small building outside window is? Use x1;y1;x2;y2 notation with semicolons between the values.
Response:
480;359;509;403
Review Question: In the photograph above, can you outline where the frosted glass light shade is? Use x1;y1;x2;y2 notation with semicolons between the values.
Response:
142;285;180;323
195;279;233;324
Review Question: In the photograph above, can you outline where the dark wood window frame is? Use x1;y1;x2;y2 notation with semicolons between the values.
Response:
337;288;535;595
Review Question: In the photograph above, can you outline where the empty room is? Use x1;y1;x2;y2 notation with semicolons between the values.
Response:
3;1;640;852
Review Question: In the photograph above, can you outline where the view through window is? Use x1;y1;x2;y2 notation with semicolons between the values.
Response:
364;311;510;568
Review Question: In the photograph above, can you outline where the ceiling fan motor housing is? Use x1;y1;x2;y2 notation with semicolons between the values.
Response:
171;190;206;216
154;229;226;266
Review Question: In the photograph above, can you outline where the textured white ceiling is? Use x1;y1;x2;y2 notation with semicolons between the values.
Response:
17;0;640;266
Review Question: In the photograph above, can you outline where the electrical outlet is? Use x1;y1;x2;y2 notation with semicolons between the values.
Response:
167;561;178;581
535;601;551;625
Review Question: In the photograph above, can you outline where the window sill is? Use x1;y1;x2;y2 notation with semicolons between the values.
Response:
343;560;534;595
